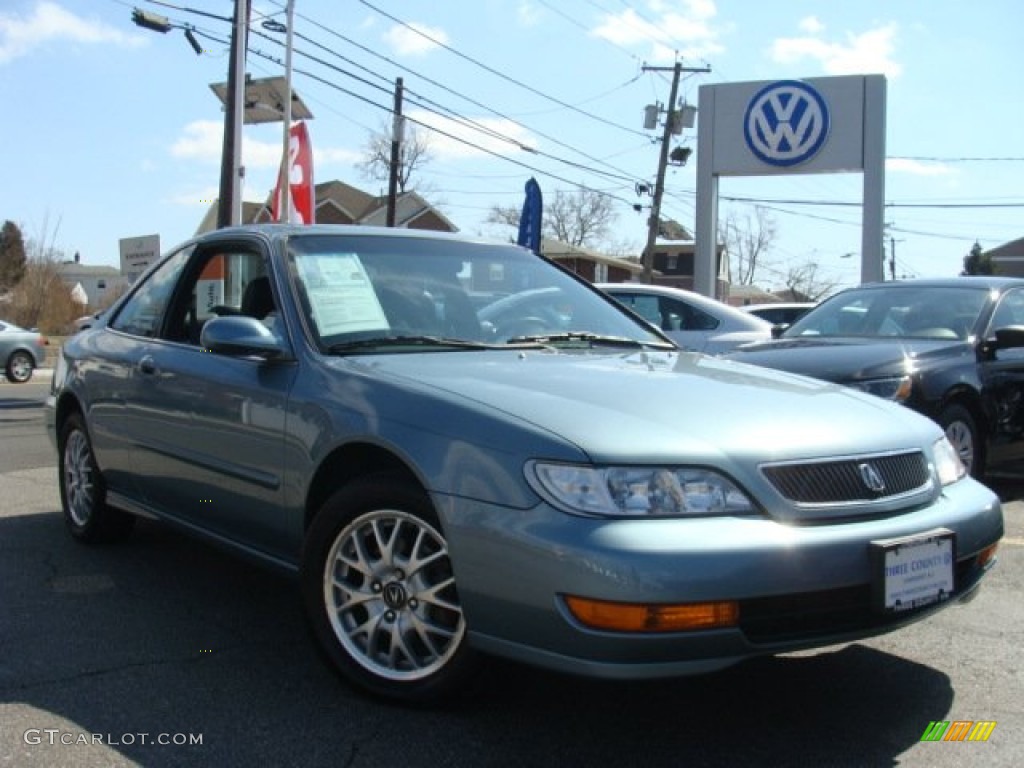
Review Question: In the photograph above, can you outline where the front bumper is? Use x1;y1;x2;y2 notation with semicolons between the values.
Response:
438;476;1002;679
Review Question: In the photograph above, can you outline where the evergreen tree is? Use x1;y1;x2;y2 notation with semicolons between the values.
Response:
0;220;27;292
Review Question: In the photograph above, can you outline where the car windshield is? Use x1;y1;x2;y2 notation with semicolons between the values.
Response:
285;234;670;352
783;284;990;341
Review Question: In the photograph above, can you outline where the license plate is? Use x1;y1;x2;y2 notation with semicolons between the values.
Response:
871;529;955;613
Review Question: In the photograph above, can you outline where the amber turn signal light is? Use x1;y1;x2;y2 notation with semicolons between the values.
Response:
976;542;998;569
564;595;739;633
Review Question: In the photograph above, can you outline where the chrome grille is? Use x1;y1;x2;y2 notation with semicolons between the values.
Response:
762;451;930;505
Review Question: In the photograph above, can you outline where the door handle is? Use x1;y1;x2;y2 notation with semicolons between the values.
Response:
138;356;157;375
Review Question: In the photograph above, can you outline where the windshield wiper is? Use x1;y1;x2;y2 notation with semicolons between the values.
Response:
505;331;673;350
328;335;490;354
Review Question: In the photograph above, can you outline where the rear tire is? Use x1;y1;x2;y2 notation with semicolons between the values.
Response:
301;472;476;704
59;413;135;543
5;350;33;383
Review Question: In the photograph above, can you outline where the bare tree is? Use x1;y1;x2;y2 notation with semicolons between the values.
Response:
784;261;841;302
356;119;433;194
6;216;79;333
720;207;777;285
487;187;617;249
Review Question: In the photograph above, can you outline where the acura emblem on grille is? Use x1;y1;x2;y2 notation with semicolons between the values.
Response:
858;462;886;493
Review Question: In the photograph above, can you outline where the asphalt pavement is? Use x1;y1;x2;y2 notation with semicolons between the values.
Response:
1;379;1022;768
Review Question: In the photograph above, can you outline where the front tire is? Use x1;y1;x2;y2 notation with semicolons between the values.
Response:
938;404;981;479
301;473;476;704
59;413;135;543
5;350;34;383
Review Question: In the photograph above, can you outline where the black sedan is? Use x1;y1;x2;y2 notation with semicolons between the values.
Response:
726;277;1024;479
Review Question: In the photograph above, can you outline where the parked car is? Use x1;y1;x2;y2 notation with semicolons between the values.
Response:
0;319;47;383
726;277;1024;479
740;302;816;327
47;226;1002;704
596;283;774;354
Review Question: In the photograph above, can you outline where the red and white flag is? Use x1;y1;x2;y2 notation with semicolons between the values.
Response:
272;121;314;224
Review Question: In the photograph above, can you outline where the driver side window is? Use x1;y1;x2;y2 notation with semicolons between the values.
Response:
990;290;1024;332
109;248;192;338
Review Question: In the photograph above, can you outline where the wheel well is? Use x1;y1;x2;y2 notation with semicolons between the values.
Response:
939;390;985;434
54;393;84;439
304;444;422;531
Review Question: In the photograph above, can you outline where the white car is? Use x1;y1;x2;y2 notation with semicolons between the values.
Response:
597;283;774;354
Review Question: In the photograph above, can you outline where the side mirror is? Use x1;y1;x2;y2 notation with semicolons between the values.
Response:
200;316;290;359
992;325;1024;350
771;324;788;339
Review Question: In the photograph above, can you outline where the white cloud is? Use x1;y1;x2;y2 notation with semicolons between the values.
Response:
383;22;449;56
170;121;223;164
798;16;825;35
0;1;145;64
886;157;954;177
517;2;542;27
591;0;723;62
410;109;538;160
170;120;359;171
168;186;219;208
771;21;902;78
314;146;363;166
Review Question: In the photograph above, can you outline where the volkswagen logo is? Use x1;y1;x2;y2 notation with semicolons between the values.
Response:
858;462;886;494
743;80;830;167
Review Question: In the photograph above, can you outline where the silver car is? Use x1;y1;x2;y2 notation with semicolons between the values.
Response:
0;318;47;383
597;283;774;354
47;225;1002;704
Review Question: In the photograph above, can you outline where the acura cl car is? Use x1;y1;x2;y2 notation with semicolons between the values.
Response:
727;278;1024;479
47;226;1002;703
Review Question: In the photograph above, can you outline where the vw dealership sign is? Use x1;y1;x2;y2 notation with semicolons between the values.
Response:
743;80;830;167
694;74;887;294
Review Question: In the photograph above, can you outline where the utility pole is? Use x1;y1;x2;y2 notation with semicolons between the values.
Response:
386;78;404;228
217;0;251;228
889;235;897;280
640;61;710;284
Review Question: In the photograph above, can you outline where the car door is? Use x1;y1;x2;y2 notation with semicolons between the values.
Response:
136;240;300;557
979;287;1024;471
91;246;194;500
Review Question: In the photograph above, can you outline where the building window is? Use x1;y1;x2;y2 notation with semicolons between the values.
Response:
667;255;678;271
97;280;106;289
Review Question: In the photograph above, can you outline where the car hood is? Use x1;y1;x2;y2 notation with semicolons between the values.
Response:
340;348;941;465
726;336;975;382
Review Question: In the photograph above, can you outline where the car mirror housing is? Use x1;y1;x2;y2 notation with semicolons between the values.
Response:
992;325;1024;351
200;316;290;360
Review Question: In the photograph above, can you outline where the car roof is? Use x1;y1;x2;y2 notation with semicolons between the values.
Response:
852;276;1024;291
740;302;816;311
201;223;523;248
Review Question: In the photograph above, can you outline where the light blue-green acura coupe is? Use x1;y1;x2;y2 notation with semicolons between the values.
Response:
47;225;1003;703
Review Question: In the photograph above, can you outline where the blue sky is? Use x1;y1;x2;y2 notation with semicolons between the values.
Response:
1;0;1021;292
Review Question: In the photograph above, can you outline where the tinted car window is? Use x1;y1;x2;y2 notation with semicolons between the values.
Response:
786;285;989;340
989;288;1024;331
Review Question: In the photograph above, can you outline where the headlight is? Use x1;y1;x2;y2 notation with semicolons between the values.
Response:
527;462;757;518
933;437;967;486
848;375;912;401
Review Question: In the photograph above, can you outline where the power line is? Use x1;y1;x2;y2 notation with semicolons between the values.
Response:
355;0;651;140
